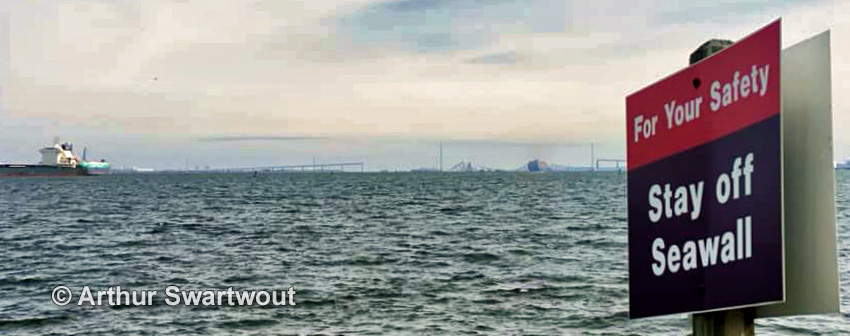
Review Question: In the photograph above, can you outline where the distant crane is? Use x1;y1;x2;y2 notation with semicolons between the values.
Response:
439;141;443;172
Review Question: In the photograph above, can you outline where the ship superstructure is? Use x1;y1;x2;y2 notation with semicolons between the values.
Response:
0;139;110;176
39;142;80;167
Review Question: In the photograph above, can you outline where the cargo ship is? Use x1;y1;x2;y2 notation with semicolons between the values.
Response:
0;140;110;177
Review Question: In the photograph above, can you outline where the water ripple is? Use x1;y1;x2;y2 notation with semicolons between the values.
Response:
0;172;848;335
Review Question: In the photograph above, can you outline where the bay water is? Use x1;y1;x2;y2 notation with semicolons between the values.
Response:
1;172;848;335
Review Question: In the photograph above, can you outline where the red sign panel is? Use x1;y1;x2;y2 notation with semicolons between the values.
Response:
627;21;781;170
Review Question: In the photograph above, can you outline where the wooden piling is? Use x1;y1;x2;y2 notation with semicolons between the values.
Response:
688;38;755;336
692;308;755;336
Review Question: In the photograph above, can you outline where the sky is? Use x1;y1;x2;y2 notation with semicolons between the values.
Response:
1;0;849;170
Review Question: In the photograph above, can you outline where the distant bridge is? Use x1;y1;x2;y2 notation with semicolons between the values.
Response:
216;162;365;173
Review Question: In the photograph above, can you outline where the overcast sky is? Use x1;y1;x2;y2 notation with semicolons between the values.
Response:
1;0;848;170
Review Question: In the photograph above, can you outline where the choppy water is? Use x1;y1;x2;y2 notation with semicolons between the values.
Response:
1;172;848;335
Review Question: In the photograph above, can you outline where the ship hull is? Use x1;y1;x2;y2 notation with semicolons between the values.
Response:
78;162;110;175
0;164;91;177
82;166;110;175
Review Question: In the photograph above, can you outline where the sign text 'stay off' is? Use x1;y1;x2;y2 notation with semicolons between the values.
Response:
626;20;782;319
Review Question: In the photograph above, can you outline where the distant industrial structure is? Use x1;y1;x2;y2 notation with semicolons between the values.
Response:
111;140;632;174
595;158;626;171
590;141;626;171
121;160;368;173
517;142;624;172
520;159;595;172
215;162;365;173
439;141;444;172
112;167;156;173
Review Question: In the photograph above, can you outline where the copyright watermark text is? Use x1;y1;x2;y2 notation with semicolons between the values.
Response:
52;285;296;307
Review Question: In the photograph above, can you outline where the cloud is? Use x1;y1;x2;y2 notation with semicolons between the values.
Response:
464;51;523;65
336;0;567;53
